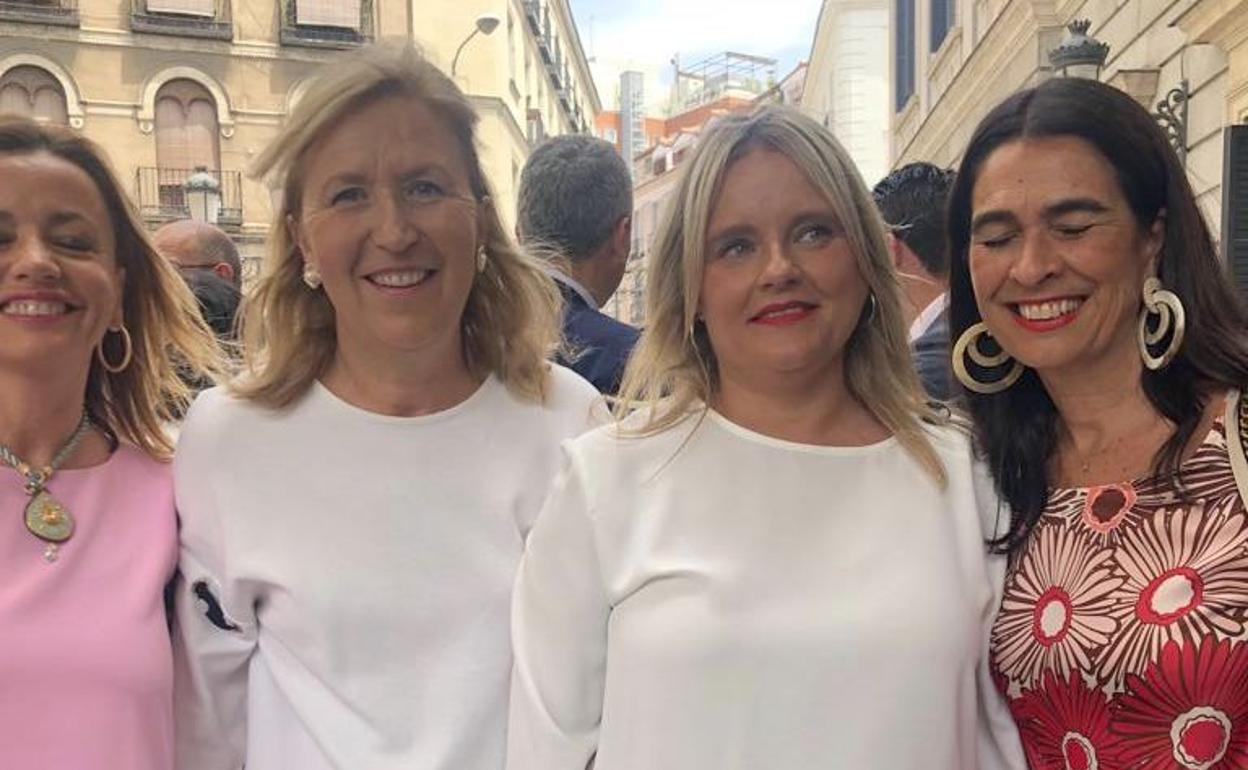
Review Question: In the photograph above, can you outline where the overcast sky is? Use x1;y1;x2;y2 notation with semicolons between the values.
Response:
567;0;822;113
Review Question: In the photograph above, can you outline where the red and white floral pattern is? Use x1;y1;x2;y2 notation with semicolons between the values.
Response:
992;420;1248;769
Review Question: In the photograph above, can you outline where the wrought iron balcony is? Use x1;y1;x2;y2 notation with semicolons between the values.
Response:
279;0;373;49
0;0;78;26
135;167;243;226
130;0;230;39
522;0;540;34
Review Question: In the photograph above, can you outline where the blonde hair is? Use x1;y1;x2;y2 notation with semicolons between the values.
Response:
237;41;560;407
0;116;226;460
617;105;946;483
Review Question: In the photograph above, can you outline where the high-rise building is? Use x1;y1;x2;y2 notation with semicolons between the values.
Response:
620;69;645;171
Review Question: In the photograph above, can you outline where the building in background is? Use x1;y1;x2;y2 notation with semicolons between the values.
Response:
603;52;781;325
887;0;1247;249
0;0;598;271
802;0;889;186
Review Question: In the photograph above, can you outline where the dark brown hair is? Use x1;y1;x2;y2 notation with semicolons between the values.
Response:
946;78;1248;552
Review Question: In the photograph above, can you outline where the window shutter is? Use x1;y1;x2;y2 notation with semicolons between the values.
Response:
146;0;214;16
295;0;360;29
1224;124;1248;298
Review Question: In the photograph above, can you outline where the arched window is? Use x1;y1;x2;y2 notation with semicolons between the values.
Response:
154;78;219;172
0;66;68;125
153;79;220;214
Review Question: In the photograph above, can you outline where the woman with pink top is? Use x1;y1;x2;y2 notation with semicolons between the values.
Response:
0;116;222;768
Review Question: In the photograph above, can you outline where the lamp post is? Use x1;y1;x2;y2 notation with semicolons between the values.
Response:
451;14;501;78
1048;19;1189;164
184;166;221;225
1048;19;1109;80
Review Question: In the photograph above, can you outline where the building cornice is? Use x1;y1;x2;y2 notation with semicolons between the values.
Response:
894;0;1058;162
1173;0;1248;52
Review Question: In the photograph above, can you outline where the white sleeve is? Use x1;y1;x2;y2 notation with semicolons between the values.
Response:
973;461;1028;770
507;447;610;770
171;398;259;770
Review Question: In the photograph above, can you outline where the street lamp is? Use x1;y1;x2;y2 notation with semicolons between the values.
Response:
1047;18;1189;164
1047;19;1109;80
184;166;221;225
451;14;501;78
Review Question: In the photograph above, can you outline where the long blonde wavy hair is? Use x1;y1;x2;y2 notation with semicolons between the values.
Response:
0;116;225;460
236;42;561;407
617;105;946;483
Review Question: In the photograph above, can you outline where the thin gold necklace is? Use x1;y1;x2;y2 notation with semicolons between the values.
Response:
0;413;91;563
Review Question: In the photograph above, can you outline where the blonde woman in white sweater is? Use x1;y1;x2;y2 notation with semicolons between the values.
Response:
507;106;1025;770
173;43;601;770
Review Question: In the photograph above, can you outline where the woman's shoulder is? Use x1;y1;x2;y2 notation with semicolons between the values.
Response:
567;403;701;466
544;363;607;416
175;385;289;460
521;363;607;430
917;410;976;459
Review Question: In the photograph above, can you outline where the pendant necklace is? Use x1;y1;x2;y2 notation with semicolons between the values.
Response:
0;412;91;563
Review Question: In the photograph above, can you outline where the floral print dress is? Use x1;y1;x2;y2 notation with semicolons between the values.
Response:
990;416;1248;770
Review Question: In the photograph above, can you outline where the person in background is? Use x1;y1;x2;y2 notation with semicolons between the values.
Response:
946;77;1248;768
506;106;1024;770
872;162;956;400
182;269;239;342
517;134;639;394
0;116;222;769
172;42;601;770
152;218;243;289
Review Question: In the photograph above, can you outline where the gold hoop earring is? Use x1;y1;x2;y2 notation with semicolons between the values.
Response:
863;293;878;325
952;322;1024;394
96;325;133;374
1138;277;1185;370
303;264;322;290
476;245;488;274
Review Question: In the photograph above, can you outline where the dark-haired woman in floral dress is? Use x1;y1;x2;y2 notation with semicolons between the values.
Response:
945;77;1248;769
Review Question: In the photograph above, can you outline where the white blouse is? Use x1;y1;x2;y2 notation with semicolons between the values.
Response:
507;408;1026;770
173;368;602;770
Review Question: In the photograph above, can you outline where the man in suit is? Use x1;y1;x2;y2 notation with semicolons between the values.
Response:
872;163;956;401
517;135;639;394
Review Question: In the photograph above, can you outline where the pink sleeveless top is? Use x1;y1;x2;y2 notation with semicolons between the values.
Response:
0;443;177;769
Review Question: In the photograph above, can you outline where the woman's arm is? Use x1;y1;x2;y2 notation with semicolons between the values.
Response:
171;395;259;770
507;446;611;770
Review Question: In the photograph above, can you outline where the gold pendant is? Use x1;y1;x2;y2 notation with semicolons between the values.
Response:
24;490;74;543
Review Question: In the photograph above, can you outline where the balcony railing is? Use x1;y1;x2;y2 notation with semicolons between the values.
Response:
130;0;231;39
0;0;78;26
279;0;373;48
135;167;243;225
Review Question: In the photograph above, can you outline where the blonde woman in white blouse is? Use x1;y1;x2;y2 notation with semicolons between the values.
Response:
507;106;1026;770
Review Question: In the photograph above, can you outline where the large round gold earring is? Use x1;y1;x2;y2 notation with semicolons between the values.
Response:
1138;276;1185;370
952;322;1024;394
96;325;133;374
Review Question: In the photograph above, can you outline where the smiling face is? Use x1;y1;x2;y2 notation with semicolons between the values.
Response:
699;146;869;391
293;94;482;368
0;151;122;378
967;136;1162;377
